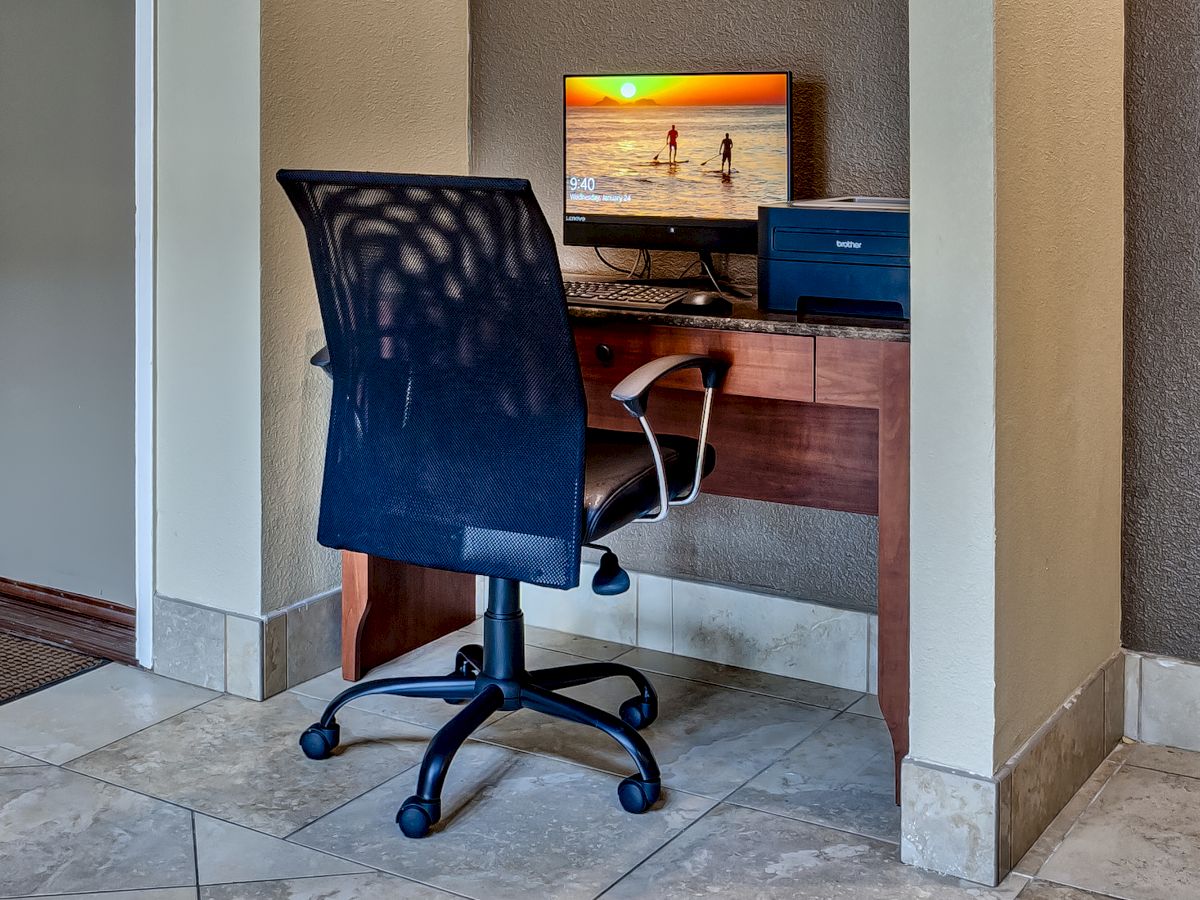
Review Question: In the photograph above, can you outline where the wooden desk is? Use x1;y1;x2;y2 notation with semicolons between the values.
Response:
338;301;910;790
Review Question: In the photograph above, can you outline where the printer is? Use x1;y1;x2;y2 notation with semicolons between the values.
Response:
757;197;910;319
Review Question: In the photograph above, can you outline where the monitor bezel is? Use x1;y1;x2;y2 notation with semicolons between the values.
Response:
562;71;793;255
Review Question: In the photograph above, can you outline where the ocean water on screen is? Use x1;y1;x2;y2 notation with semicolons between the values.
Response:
565;104;789;222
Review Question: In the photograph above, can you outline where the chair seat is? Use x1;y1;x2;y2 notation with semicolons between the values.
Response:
582;427;716;542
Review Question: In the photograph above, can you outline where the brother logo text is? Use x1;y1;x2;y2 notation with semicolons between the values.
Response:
836;239;864;249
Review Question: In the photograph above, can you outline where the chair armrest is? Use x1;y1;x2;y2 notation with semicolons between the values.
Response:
311;346;332;379
608;353;730;522
610;354;729;417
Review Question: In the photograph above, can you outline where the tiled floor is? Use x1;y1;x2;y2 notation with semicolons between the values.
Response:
0;624;1191;899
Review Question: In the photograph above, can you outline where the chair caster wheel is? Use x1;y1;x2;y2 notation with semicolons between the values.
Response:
619;696;657;730
299;722;340;760
617;775;661;814
397;796;440;838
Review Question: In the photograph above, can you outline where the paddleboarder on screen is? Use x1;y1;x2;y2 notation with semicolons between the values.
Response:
719;133;734;174
667;124;679;163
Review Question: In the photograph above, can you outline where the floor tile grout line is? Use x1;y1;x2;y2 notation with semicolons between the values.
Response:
280;756;424;842
13;642;895;897
699;707;857;808
48;759;397;856
0;866;474;900
593;799;727;899
35;718;737;892
607;646;866;711
190;809;201;888
50;756;473;897
595;796;921;900
196;867;471;897
461;730;735;803
1025;880;1125;900
50;693;224;768
1026;758;1129;884
1025;869;1132;900
281;661;862;808
0;885;196;899
42;700;707;854
719;794;900;846
58;756;426;890
282;732;721;852
1123;760;1200;782
459;696;860;806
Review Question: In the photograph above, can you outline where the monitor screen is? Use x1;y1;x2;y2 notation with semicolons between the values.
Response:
563;72;791;251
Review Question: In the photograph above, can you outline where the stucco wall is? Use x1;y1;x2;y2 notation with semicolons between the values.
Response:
992;0;1123;765
155;0;263;617
468;0;905;609
470;0;908;278
1124;0;1200;662
259;0;471;612
0;0;136;605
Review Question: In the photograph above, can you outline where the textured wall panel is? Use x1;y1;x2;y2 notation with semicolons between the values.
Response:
469;0;909;279
1124;0;1200;660
469;1;904;609
260;0;470;612
605;494;878;613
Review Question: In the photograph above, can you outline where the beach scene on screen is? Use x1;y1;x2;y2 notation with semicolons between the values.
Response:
565;73;789;222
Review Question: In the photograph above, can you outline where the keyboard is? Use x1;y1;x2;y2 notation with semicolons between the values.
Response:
563;279;690;311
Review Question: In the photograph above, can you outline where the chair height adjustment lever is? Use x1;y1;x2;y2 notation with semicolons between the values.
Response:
584;543;631;596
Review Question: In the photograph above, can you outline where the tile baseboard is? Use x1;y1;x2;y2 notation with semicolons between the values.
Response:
1124;649;1200;751
901;651;1124;886
497;568;877;693
153;591;339;700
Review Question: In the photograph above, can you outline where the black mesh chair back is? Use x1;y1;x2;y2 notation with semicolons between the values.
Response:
277;171;587;589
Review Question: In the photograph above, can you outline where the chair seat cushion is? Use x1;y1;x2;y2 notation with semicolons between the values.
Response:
582;427;716;542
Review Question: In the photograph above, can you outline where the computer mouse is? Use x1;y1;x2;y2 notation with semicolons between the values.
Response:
678;291;732;315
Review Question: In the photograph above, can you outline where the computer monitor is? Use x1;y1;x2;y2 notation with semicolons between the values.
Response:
563;72;792;256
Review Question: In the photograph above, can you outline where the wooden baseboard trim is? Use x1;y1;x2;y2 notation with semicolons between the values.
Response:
0;577;136;665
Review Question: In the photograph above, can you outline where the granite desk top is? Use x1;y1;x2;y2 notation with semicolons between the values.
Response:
566;294;910;343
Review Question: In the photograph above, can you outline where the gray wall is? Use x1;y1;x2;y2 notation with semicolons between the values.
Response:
0;1;136;605
469;0;908;611
1124;0;1200;660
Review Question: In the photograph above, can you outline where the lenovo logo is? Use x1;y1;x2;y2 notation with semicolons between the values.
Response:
836;239;863;249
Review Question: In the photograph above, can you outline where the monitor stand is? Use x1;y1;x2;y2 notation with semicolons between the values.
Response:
644;251;753;299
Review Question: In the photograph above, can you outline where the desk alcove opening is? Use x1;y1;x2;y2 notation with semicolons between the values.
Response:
337;299;911;794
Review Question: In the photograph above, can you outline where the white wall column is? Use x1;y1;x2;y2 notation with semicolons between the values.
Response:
904;0;1124;885
153;0;264;689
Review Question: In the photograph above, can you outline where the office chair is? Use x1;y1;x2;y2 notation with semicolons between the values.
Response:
277;170;726;838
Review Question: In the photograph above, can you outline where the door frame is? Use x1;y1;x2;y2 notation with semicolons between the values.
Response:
134;0;155;666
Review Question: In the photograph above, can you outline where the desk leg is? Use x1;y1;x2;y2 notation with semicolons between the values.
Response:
340;551;476;682
876;343;910;802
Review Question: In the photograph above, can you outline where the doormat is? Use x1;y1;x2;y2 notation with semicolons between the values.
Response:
0;631;105;704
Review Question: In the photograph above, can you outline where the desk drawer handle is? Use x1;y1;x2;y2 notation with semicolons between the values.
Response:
595;343;615;367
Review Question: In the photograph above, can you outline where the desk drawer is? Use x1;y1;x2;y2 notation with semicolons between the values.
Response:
573;321;815;403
